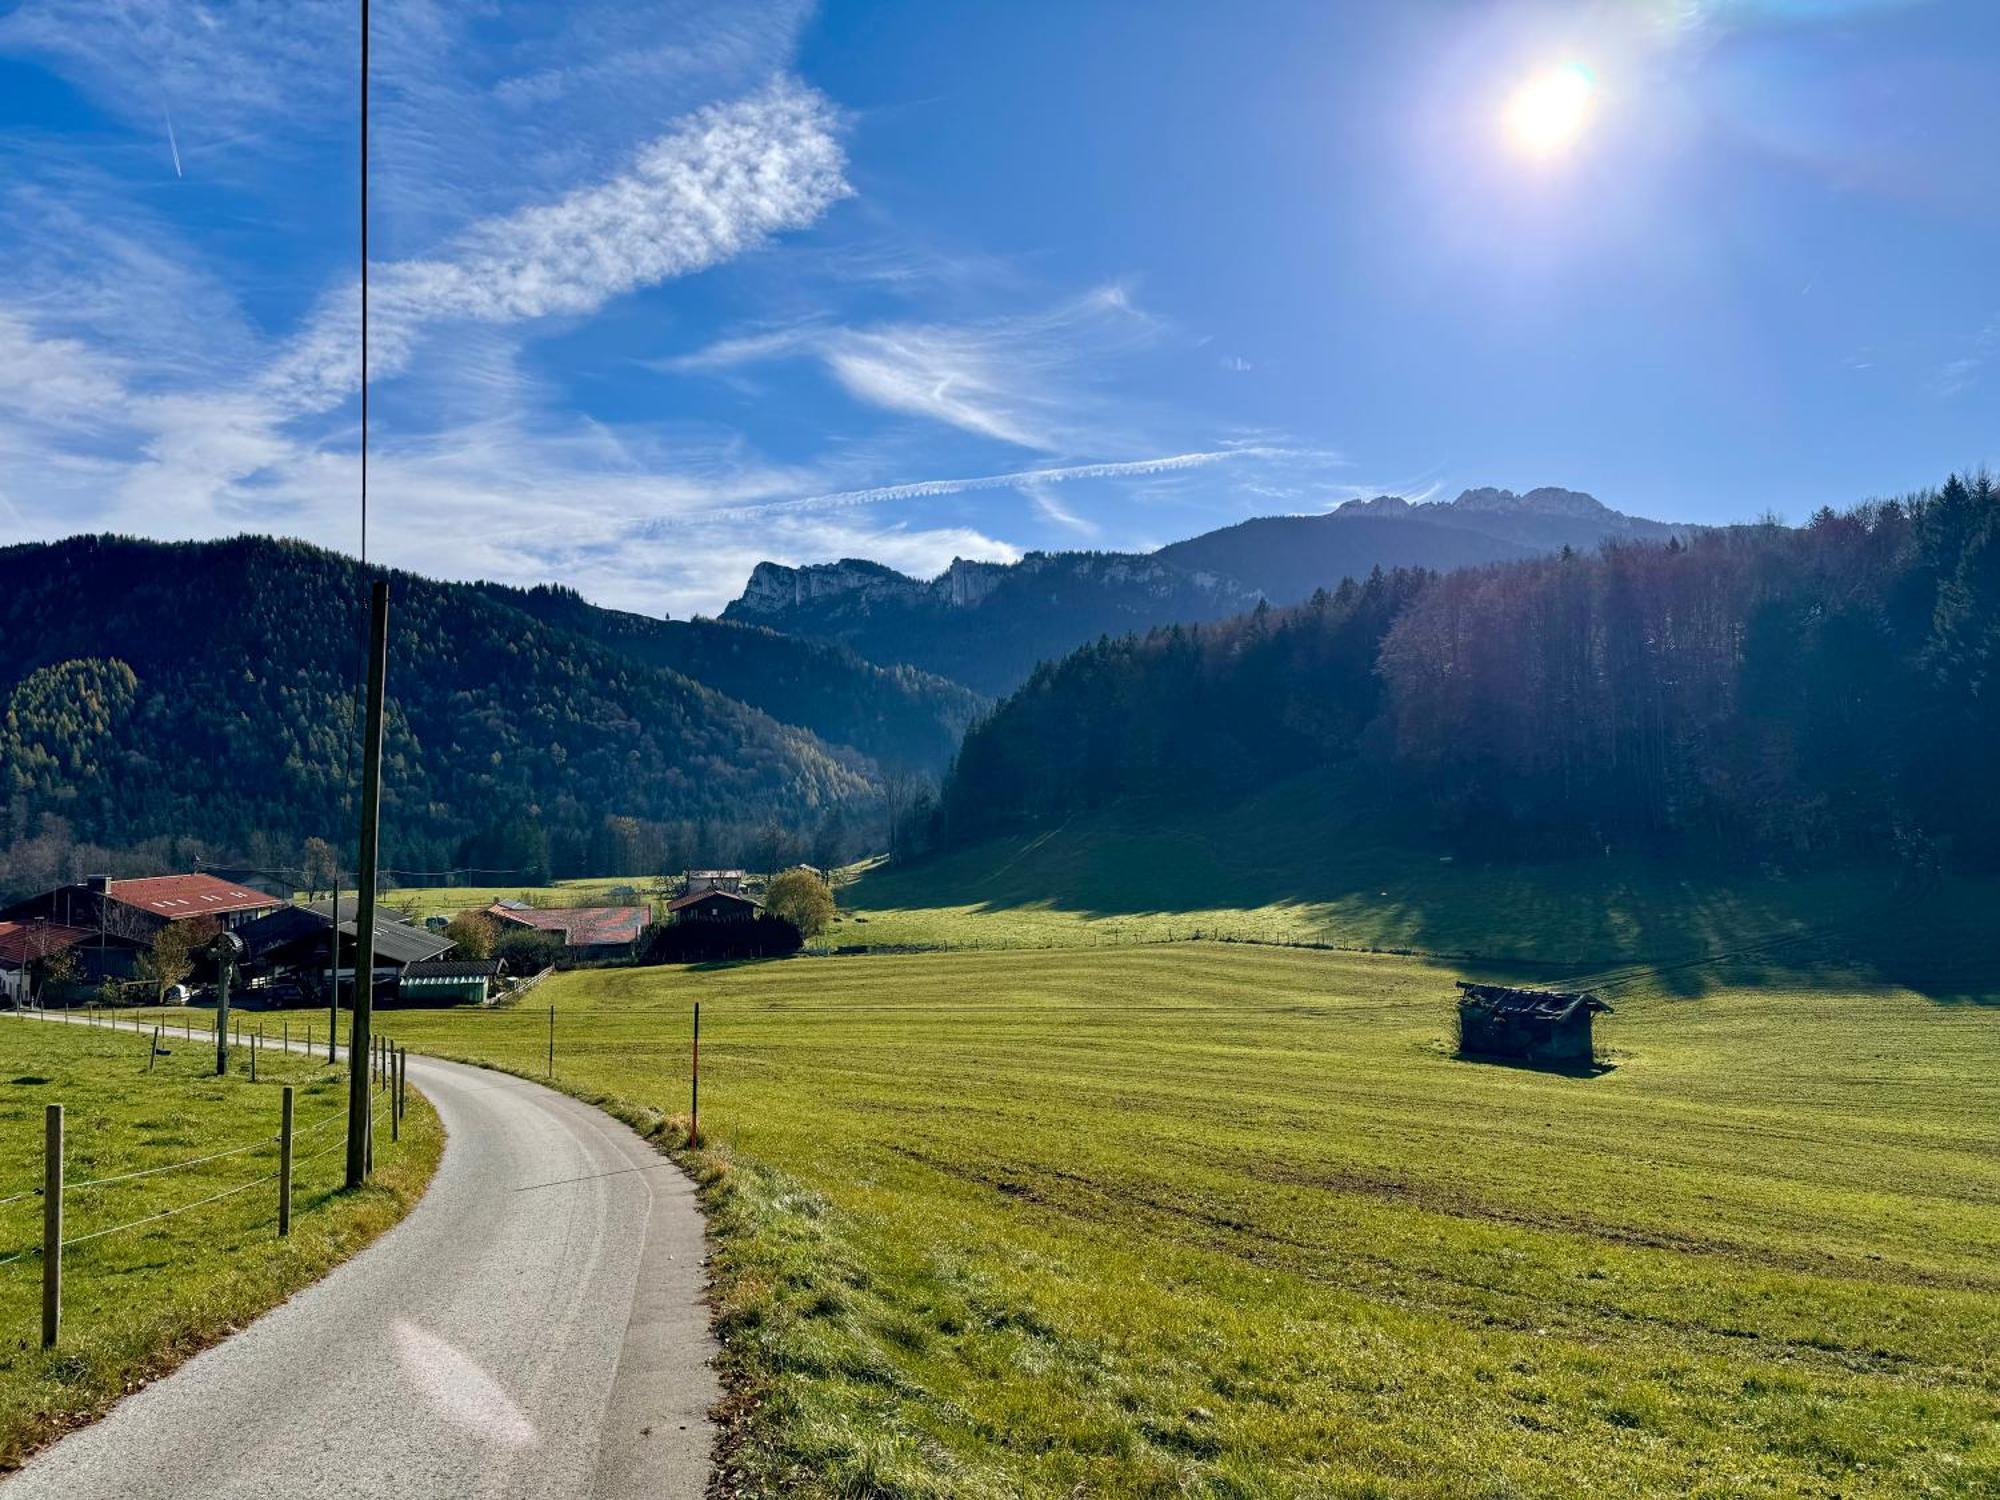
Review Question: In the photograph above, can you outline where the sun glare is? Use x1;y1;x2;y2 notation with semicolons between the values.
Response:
1505;62;1595;158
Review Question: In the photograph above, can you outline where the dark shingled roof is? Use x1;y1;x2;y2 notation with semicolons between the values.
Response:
1455;982;1611;1023
665;887;763;914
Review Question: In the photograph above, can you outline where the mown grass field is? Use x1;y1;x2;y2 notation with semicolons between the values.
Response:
0;1017;440;1469
364;937;1998;1498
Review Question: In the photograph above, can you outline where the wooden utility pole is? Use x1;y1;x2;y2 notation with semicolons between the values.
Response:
214;941;236;1077
42;1104;62;1349
345;580;389;1190
327;870;340;1062
278;1086;295;1237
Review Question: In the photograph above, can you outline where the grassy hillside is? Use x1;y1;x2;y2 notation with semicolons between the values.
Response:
0;1018;439;1468
841;769;1992;994
290;944;1998;1497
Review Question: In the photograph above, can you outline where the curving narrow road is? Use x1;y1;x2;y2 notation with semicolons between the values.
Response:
2;1048;718;1500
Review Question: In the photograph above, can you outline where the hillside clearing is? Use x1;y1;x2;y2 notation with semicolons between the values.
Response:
362;943;1997;1497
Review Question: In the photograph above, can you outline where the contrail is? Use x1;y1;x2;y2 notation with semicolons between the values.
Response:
733;447;1315;519
163;105;183;178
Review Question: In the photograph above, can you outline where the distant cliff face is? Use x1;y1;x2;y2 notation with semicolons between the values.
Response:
723;551;1259;695
724;486;1698;691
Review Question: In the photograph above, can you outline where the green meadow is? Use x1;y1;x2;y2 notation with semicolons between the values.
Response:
364;932;1998;1498
0;1018;439;1470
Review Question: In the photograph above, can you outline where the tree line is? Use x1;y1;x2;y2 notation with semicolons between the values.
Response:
939;475;2000;870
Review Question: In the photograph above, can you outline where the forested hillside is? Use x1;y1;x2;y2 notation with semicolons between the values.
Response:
0;536;879;887
942;475;2000;869
471;582;985;773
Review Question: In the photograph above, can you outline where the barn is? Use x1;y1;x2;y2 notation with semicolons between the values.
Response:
1455;983;1609;1066
664;888;764;924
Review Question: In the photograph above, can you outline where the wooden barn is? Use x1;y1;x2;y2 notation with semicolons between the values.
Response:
1455;982;1609;1066
664;887;763;924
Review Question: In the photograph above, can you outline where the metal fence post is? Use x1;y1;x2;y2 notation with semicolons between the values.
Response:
548;1005;555;1078
279;1086;295;1236
42;1103;62;1349
690;1001;700;1148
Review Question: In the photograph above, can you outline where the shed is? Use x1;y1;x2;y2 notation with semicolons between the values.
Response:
396;959;502;1006
1455;982;1609;1066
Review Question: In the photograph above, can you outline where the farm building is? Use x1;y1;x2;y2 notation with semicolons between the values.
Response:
683;869;747;895
396;959;502;1006
1455;983;1609;1066
0;873;286;986
665;887;764;923
236;897;453;1002
0;921;94;1005
486;901;649;961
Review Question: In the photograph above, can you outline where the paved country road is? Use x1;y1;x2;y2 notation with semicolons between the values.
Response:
2;1044;718;1500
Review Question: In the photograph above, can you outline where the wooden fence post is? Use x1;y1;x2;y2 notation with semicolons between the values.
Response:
148;1025;161;1073
279;1086;295;1236
250;1028;259;1083
42;1103;62;1349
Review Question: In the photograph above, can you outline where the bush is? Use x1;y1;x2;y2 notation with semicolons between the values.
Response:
765;868;836;938
640;914;803;964
494;926;566;973
444;909;500;960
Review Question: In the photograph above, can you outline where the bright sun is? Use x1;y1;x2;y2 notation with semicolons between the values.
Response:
1504;62;1595;157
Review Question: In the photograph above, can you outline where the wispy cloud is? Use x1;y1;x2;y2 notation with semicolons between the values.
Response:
737;446;1322;519
1935;317;1999;398
266;79;849;416
668;285;1160;452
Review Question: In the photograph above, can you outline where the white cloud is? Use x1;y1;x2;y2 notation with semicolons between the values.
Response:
265;79;849;416
738;446;1321;518
669;284;1160;452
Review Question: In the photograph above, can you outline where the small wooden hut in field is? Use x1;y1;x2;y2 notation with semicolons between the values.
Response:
1455;982;1609;1066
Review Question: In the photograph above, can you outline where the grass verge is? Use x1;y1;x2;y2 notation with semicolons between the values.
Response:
0;1017;441;1470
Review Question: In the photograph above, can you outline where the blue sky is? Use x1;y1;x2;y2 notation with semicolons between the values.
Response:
0;0;1994;614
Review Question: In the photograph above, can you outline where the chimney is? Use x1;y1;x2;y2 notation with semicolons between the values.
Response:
85;874;110;894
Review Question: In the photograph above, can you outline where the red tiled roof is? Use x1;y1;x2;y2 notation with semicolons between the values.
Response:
0;921;93;966
108;873;281;920
485;904;649;947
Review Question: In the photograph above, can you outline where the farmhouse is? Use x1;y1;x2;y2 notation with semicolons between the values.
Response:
1455;982;1609;1066
0;873;286;984
665;887;764;923
486;901;649;961
0;921;93;1005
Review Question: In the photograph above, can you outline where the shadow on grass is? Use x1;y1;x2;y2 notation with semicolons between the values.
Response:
847;770;1999;1004
1450;1052;1619;1079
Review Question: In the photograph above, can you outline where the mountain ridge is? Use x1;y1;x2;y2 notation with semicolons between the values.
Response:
724;485;1692;690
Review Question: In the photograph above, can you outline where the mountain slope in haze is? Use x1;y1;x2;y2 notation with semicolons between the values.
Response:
0;535;878;873
722;552;1261;697
936;477;2000;870
471;582;986;774
724;486;1693;688
1156;486;1693;604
